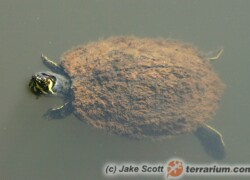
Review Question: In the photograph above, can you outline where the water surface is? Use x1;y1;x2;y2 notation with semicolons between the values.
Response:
1;0;250;179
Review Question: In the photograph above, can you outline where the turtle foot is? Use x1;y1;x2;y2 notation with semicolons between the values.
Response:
43;102;73;120
194;124;225;160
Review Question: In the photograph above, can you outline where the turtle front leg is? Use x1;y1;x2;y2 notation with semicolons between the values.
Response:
44;102;73;119
41;54;64;74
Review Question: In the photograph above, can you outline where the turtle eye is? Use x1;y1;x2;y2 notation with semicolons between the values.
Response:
42;73;57;85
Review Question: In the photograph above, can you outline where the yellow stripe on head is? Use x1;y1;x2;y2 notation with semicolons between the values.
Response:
36;82;48;95
32;86;37;93
47;79;56;94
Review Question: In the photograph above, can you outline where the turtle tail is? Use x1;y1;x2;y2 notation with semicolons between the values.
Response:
194;124;225;160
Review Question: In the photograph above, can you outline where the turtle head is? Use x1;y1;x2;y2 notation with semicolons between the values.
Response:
29;71;71;97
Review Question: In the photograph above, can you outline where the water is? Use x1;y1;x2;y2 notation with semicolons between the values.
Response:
0;0;250;179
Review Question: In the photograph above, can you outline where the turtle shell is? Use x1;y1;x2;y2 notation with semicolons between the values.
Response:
60;36;224;139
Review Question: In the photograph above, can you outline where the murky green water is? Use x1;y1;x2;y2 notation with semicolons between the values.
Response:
1;0;250;179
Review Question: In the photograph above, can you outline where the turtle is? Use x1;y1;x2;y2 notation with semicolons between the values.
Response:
29;36;225;159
